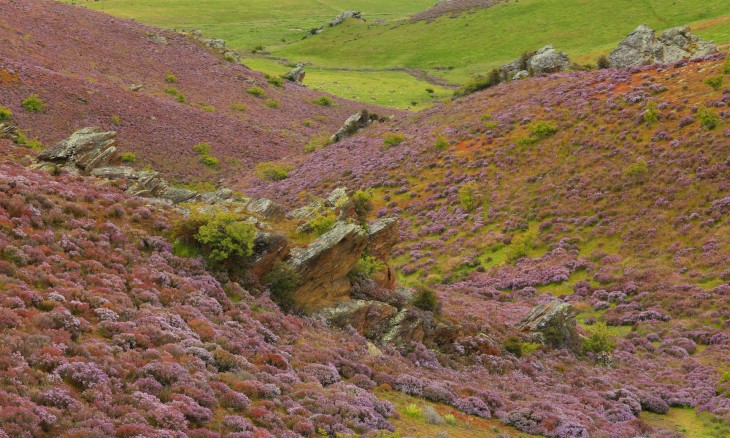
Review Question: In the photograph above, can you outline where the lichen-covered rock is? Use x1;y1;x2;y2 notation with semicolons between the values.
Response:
201;187;234;204
285;64;306;84
517;301;581;352
37;127;117;173
526;45;571;74
90;166;138;180
241;197;286;220
331;110;380;143
608;24;716;68
287;222;368;311
329;10;362;27
366;218;400;289
249;232;290;280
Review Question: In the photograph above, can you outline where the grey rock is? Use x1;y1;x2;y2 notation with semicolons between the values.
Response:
202;187;234;204
90;166;138;180
285;64;306;84
242;197;286;220
0;123;19;142
201;38;226;50
609;24;717;68
249;232;290;280
331;110;380;143
149;33;168;46
37;127;117;173
160;187;199;204
517;301;582;352
526;45;571;74
286;221;368;312
130;84;143;91
512;70;530;80
329;10;363;27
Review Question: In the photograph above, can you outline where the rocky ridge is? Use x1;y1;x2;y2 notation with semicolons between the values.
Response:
609;24;717;68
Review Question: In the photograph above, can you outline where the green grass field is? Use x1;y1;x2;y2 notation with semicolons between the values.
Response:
61;0;730;109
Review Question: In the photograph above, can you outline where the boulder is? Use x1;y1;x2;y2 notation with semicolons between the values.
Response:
202;187;234;204
286;222;369;311
249;232;290;280
285;64;306;84
366;218;400;289
241;197;286;221
125;170;166;197
517;301;582;352
0;123;19;142
512;70;530;80
160;187;199;204
608;24;716;68
90;166;138;180
331;110;380;143
526;45;571;74
37;127;118;173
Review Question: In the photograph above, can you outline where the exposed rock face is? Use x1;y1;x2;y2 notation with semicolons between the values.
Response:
512;70;530;80
367;218;400;289
285;64;306;84
287;222;369;311
0;123;19;142
38;127;117;172
249;232;290;280
240;197;285;221
501;45;571;79
518;301;582;352
331;110;381;143
609;24;717;68
329;10;363;27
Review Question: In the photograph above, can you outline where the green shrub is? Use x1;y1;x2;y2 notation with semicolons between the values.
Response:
264;261;300;311
0;105;13;121
111;114;121;125
698;106;721;129
528;120;558;139
230;103;247;112
425;87;435;94
404;404;422;419
412;286;440;313
313;96;333;107
201;105;216;112
643;101;658;124
505;230;536;263
515;136;539;147
266;99;279;109
308;211;337;236
383;133;406;149
434;136;449;150
583;322;616;354
193;142;212;156
302;119;313;127
622;158;648;181
458;182;481;212
444;414;456;425
724;56;730;74
17;134;44;151
352;190;373;219
194;211;256;262
163;87;186;103
705;76;723;91
247;86;267;98
454;68;501;97
348;255;385;282
21;94;46;112
265;74;283;87
504;336;541;357
120;152;137;163
165;72;178;83
303;135;330;153
597;55;610;69
255;161;294;181
199;155;219;167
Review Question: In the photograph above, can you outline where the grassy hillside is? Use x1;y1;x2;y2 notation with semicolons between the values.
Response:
61;0;730;110
278;0;730;82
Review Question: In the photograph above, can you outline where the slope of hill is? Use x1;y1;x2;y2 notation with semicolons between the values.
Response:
0;0;394;183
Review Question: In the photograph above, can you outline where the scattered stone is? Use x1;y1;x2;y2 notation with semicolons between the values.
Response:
608;24;717;68
329;10;363;27
512;70;530;80
90;166;138;180
241;197;286;221
129;84;143;91
201;187;234;204
0;123;19;142
331;110;383;143
517;301;582;352
149;33;168;46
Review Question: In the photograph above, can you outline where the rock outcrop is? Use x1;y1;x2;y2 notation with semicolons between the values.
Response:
367;218;399;288
285;64;306;84
500;45;571;79
609;24;717;68
287;222;369;311
518;301;582;352
37;127;118;172
331;110;383;143
329;10;363;27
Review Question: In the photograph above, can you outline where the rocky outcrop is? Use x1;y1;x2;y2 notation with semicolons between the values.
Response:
331;110;383;143
38;127;117;172
285;64;306;84
367;218;400;289
329;10;363;27
501;45;571;79
518;301;582;352
0;123;19;143
609;24;717;68
249;232;290;280
287;222;369;311
188;30;242;64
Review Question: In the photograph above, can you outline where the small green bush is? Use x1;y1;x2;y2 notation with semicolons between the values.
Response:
313;96;333;107
705;76;724;91
164;87;186;103
193;142;212;155
506;230;536;263
247;86;267;98
434;136;449;150
195;211;256;262
425;87;435;94
352;190;373;219
266;99;279;109
308;211;337;236
504;336;541;357
458;182;481;212
528;120;558;139
622;158;649;181
404;404;422;419
596;55;610;69
698;106;721;130
201;105;216;112
724;56;730;74
383;133;406;149
444;414;456;425
111;114;121;125
192;142;218;167
348;255;385;282
265;74;283;87
412;286;440;313
21;94;46;112
165;72;178;83
583;323;616;354
303;135;330;153
230;103;247;112
199;155;219;167
643;101;658;124
264;261;300;311
0;105;13;121
18;134;44;151
120;152;137;163
454;68;501;97
255;161;294;181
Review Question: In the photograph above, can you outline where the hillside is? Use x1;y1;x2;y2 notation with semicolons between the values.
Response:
0;0;394;184
61;0;730;109
1;0;730;437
